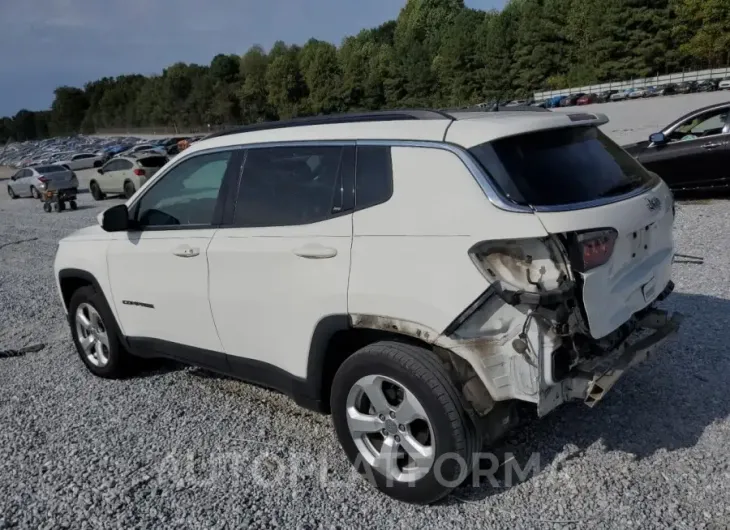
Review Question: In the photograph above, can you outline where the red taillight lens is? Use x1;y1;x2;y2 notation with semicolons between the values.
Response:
37;176;48;183
574;229;618;272
133;168;146;176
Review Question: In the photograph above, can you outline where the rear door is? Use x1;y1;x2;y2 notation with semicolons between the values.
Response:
98;160;119;193
9;169;27;196
207;144;355;379
114;159;134;193
468;125;675;339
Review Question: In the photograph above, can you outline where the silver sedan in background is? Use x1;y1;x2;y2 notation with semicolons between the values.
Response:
6;165;79;199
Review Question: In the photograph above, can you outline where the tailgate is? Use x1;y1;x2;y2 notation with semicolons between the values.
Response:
536;182;675;338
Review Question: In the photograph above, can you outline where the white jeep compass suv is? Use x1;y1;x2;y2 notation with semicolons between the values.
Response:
54;109;681;504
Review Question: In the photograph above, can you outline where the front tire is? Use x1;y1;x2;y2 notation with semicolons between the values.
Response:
68;286;131;378
330;341;477;504
7;186;17;199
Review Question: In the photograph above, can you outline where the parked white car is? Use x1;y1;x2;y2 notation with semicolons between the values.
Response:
611;88;635;101
628;87;646;98
57;152;105;170
719;78;730;90
7;165;79;199
89;154;168;200
53;109;681;504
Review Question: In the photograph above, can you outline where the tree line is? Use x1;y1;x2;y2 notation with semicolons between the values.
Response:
2;0;729;143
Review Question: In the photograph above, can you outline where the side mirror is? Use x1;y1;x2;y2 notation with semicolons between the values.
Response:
101;204;130;232
97;168;104;174
649;132;666;145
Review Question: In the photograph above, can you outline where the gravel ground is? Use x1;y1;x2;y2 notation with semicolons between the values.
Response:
2;116;730;528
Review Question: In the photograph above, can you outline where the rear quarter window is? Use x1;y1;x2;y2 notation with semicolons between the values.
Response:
355;146;393;210
469;126;657;207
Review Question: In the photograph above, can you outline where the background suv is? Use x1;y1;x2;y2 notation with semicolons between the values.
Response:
54;109;680;504
90;154;168;199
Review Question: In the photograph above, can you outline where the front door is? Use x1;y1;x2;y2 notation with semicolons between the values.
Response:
207;144;355;379
641;107;730;191
106;148;244;369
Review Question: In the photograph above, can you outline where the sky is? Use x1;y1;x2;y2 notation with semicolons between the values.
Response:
0;0;505;116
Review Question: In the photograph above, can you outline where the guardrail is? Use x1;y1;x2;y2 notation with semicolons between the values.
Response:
533;67;730;100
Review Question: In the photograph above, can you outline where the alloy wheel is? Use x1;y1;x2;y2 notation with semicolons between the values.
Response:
75;303;110;367
345;374;435;483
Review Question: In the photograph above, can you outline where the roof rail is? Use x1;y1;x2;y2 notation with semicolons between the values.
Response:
202;109;454;140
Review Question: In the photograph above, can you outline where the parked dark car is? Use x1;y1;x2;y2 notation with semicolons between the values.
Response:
560;93;585;107
576;93;598;105
596;90;618;103
658;83;677;96
622;101;730;194
697;79;718;92
676;81;698;94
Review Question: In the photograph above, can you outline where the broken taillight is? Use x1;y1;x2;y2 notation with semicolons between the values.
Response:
572;229;618;272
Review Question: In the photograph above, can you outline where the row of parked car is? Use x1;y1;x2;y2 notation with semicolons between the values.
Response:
496;78;730;109
0;134;205;170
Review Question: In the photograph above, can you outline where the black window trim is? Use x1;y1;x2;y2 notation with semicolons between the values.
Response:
353;145;394;212
127;146;246;232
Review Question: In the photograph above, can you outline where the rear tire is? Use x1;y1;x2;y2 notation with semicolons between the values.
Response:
7;186;17;199
30;186;40;199
68;286;132;378
330;341;477;504
123;180;136;199
69;200;78;210
90;181;105;201
43;202;52;213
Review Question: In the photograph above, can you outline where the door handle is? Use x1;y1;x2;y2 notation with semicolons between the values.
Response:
172;245;200;258
702;142;723;149
292;244;338;259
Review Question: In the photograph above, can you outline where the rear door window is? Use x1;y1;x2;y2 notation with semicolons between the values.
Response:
234;145;349;227
469;126;656;207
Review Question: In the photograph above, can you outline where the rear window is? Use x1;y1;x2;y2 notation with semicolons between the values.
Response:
35;165;65;173
138;156;168;168
469;126;656;207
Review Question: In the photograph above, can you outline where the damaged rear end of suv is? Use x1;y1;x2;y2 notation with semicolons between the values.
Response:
436;114;681;429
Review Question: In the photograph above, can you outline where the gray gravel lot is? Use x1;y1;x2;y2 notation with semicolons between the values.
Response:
2;103;730;528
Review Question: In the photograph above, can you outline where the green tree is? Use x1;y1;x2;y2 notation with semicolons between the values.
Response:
300;39;343;114
238;45;273;123
210;54;241;84
49;86;89;135
265;45;307;119
673;0;730;67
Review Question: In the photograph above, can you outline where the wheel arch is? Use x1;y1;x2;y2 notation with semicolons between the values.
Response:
58;268;103;311
306;314;439;413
